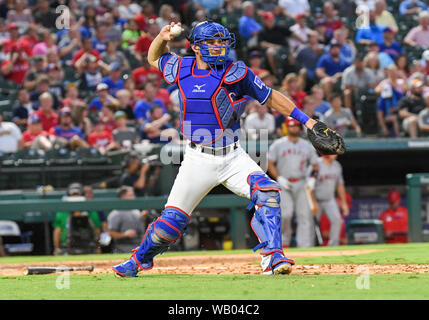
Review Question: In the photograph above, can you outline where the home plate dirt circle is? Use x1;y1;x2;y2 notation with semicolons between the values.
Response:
1;250;429;276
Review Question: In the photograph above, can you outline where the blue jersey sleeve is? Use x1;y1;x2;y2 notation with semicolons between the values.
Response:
238;67;272;105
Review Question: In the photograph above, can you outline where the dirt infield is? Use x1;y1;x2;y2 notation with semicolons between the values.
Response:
1;249;429;276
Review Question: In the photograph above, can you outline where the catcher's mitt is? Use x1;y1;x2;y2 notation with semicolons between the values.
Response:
307;121;346;155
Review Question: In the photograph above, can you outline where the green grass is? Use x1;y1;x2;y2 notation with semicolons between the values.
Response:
291;242;429;265
1;243;429;300
1;273;429;300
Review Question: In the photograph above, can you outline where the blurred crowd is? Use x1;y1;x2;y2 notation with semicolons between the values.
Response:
1;0;429;161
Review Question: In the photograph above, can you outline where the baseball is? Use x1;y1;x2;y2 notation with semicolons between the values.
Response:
170;24;182;36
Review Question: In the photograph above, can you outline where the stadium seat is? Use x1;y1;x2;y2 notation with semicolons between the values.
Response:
45;148;79;188
76;147;109;165
0;152;12;189
13;149;46;167
12;149;46;189
45;148;78;166
76;148;111;184
0;151;14;167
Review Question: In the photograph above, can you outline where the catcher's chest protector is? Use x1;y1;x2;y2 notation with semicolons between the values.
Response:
174;57;245;144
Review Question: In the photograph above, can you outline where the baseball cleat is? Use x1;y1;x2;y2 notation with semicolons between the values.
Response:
272;262;293;275
262;252;295;275
112;258;139;278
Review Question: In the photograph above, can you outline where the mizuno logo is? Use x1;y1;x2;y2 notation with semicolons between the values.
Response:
192;84;206;92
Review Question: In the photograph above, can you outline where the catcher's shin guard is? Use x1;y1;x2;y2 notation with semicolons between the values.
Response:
112;207;189;277
247;172;295;274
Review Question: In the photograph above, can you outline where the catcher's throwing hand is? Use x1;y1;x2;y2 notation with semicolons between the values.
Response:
307;121;346;155
159;22;185;41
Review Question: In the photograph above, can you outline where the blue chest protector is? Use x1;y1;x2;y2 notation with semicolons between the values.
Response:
163;55;248;145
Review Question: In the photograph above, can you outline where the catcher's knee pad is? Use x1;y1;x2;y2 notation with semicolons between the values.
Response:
247;172;284;255
247;172;281;209
132;207;189;270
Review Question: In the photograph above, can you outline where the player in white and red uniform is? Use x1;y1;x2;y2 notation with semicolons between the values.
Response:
268;117;319;248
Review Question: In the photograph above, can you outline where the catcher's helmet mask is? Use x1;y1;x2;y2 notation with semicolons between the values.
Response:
187;21;236;68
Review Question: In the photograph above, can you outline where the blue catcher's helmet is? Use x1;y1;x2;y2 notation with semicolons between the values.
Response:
188;21;236;67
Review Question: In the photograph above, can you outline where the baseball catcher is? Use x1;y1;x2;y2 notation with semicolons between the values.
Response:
112;20;346;277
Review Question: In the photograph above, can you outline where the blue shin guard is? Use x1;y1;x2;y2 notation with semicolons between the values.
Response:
113;207;189;277
248;172;295;274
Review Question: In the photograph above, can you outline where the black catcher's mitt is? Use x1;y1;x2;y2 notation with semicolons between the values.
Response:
307;121;346;155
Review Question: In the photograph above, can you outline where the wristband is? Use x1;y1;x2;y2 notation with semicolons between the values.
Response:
290;107;310;124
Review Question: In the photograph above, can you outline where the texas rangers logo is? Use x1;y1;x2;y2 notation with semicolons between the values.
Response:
192;84;206;93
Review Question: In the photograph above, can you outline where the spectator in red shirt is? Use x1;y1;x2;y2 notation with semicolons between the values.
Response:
99;103;118;133
22;114;52;150
280;73;307;109
72;36;101;67
19;23;39;49
1;43;30;84
135;1;157;32
380;190;409;243
131;53;162;89
32;92;58;132
322;1;343;39
87;119;119;154
134;19;159;60
1;23;27;55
